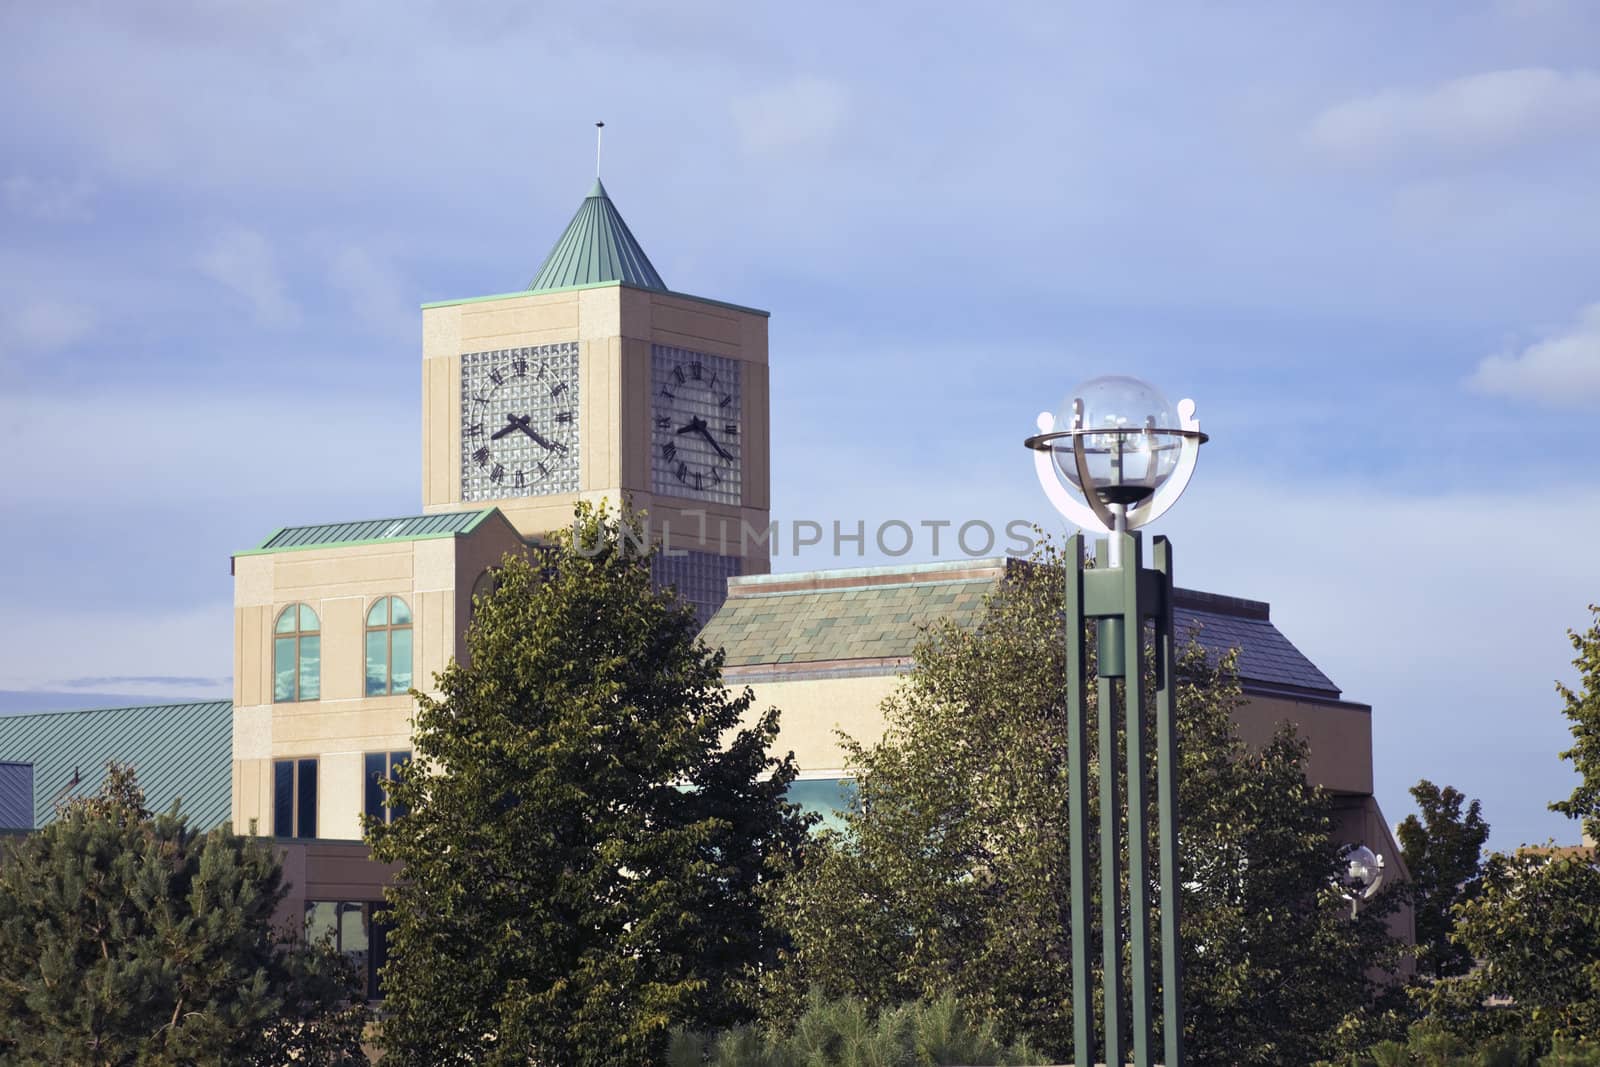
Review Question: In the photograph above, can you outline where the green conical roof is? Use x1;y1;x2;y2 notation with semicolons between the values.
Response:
528;178;666;293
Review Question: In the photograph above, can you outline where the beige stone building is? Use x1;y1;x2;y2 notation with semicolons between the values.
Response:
0;175;1411;1001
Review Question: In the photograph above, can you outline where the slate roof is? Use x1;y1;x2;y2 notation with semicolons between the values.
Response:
241;508;499;556
0;701;233;830
528;178;667;293
703;558;1344;700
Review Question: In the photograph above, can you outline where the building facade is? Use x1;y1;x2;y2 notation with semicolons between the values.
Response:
0;176;1412;997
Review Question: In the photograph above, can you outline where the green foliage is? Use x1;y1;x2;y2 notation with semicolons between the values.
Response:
0;764;365;1065
667;989;1046;1066
1416;849;1600;1051
1552;605;1600;842
1398;780;1490;979
764;543;1405;1065
368;501;812;1067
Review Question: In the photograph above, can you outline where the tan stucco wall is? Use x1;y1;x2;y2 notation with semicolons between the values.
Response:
1233;694;1373;795
230;517;525;840
737;669;1375;801
419;285;770;564
733;671;906;774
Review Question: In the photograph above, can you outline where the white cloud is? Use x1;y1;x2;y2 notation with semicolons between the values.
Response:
0;600;232;701
3;173;93;221
1305;68;1600;165
1468;301;1600;408
328;245;411;337
730;77;850;157
197;227;300;326
0;298;95;357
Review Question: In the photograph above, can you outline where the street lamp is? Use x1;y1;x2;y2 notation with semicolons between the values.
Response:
1338;844;1388;919
1024;375;1207;1067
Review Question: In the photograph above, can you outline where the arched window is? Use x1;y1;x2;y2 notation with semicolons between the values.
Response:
274;604;320;702
365;596;413;696
471;568;498;608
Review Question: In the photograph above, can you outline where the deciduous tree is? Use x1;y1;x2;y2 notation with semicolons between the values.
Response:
368;502;811;1067
1397;780;1489;980
764;545;1404;1065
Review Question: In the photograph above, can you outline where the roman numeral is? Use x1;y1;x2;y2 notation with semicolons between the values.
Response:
537;461;550;477
675;461;688;483
466;422;484;438
661;442;677;462
550;381;567;398
537;362;547;379
690;362;702;380
472;393;488;406
514;469;525;488
552;441;569;455
672;365;686;384
488;368;505;386
489;463;504;483
708;371;720;388
472;446;490;466
711;467;722;485
655;416;671;430
692;472;704;490
724;422;738;436
660;387;675;400
719;394;732;408
554;411;574;424
511;358;528;376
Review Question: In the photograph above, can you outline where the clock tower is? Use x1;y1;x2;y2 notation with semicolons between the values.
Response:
419;178;771;617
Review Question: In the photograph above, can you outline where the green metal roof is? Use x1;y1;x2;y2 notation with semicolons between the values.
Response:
0;701;233;830
701;575;999;667
240;508;499;556
528;178;666;293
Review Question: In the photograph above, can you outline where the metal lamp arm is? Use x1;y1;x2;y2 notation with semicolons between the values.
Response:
1126;398;1202;529
1032;411;1111;534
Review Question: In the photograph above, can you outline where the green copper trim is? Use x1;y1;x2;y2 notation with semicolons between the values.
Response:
236;508;502;557
420;281;770;319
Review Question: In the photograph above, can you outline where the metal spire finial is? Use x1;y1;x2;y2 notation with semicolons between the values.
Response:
595;121;605;178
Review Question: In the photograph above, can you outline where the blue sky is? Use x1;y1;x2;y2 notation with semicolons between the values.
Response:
2;1;1599;849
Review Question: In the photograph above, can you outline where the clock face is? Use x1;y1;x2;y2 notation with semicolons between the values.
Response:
460;343;581;501
651;346;742;505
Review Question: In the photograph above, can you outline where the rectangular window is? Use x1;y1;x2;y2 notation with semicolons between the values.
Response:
364;750;411;825
390;628;412;691
299;636;321;701
305;900;390;1001
364;631;388;697
274;637;297;702
273;758;318;839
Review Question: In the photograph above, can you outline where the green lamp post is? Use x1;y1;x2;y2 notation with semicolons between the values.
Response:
1024;376;1208;1067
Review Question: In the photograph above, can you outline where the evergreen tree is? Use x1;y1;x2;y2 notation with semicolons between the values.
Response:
763;544;1403;1066
1397;780;1490;980
368;502;812;1067
1552;605;1600;842
0;764;365;1065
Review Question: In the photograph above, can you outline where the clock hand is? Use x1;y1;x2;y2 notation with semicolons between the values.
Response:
490;414;527;441
518;424;565;453
694;423;734;461
675;417;705;436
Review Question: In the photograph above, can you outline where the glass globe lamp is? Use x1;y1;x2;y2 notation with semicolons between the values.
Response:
1052;375;1183;506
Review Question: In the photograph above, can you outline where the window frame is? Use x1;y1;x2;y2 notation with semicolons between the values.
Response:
363;749;411;826
272;757;318;839
273;603;321;703
363;596;413;697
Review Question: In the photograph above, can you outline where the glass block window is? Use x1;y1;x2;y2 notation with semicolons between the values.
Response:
460;342;581;501
273;758;317;839
273;604;320;703
649;345;742;506
651;550;742;628
364;597;413;696
364;750;411;825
